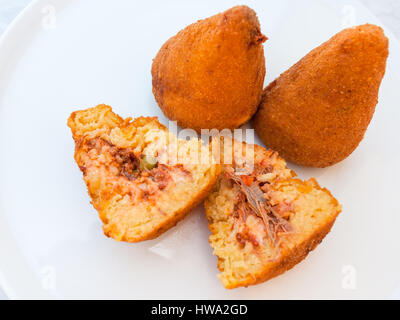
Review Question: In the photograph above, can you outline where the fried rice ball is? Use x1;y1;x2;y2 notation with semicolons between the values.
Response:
253;24;389;168
152;5;267;132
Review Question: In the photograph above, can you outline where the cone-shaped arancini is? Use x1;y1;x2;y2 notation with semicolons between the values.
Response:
152;6;267;132
254;24;389;167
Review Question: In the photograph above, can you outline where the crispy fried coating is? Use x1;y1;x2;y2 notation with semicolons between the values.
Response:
152;6;267;132
254;24;389;167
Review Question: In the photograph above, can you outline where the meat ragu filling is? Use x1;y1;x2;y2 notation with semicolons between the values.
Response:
226;162;294;258
111;147;141;181
79;137;191;199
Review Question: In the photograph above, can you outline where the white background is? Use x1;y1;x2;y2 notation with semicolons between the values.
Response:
0;0;399;300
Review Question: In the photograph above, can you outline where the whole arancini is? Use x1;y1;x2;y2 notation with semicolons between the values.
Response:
253;24;389;168
152;6;267;132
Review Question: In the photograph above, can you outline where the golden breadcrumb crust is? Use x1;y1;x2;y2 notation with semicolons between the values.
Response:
68;104;220;242
205;140;341;289
254;24;389;167
247;210;337;287
152;5;266;132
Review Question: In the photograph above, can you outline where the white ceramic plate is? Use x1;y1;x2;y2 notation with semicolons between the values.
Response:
0;0;400;299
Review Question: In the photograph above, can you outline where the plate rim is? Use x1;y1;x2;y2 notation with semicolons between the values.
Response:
0;0;58;300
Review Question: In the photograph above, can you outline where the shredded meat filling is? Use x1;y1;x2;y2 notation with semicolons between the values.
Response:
226;167;294;257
